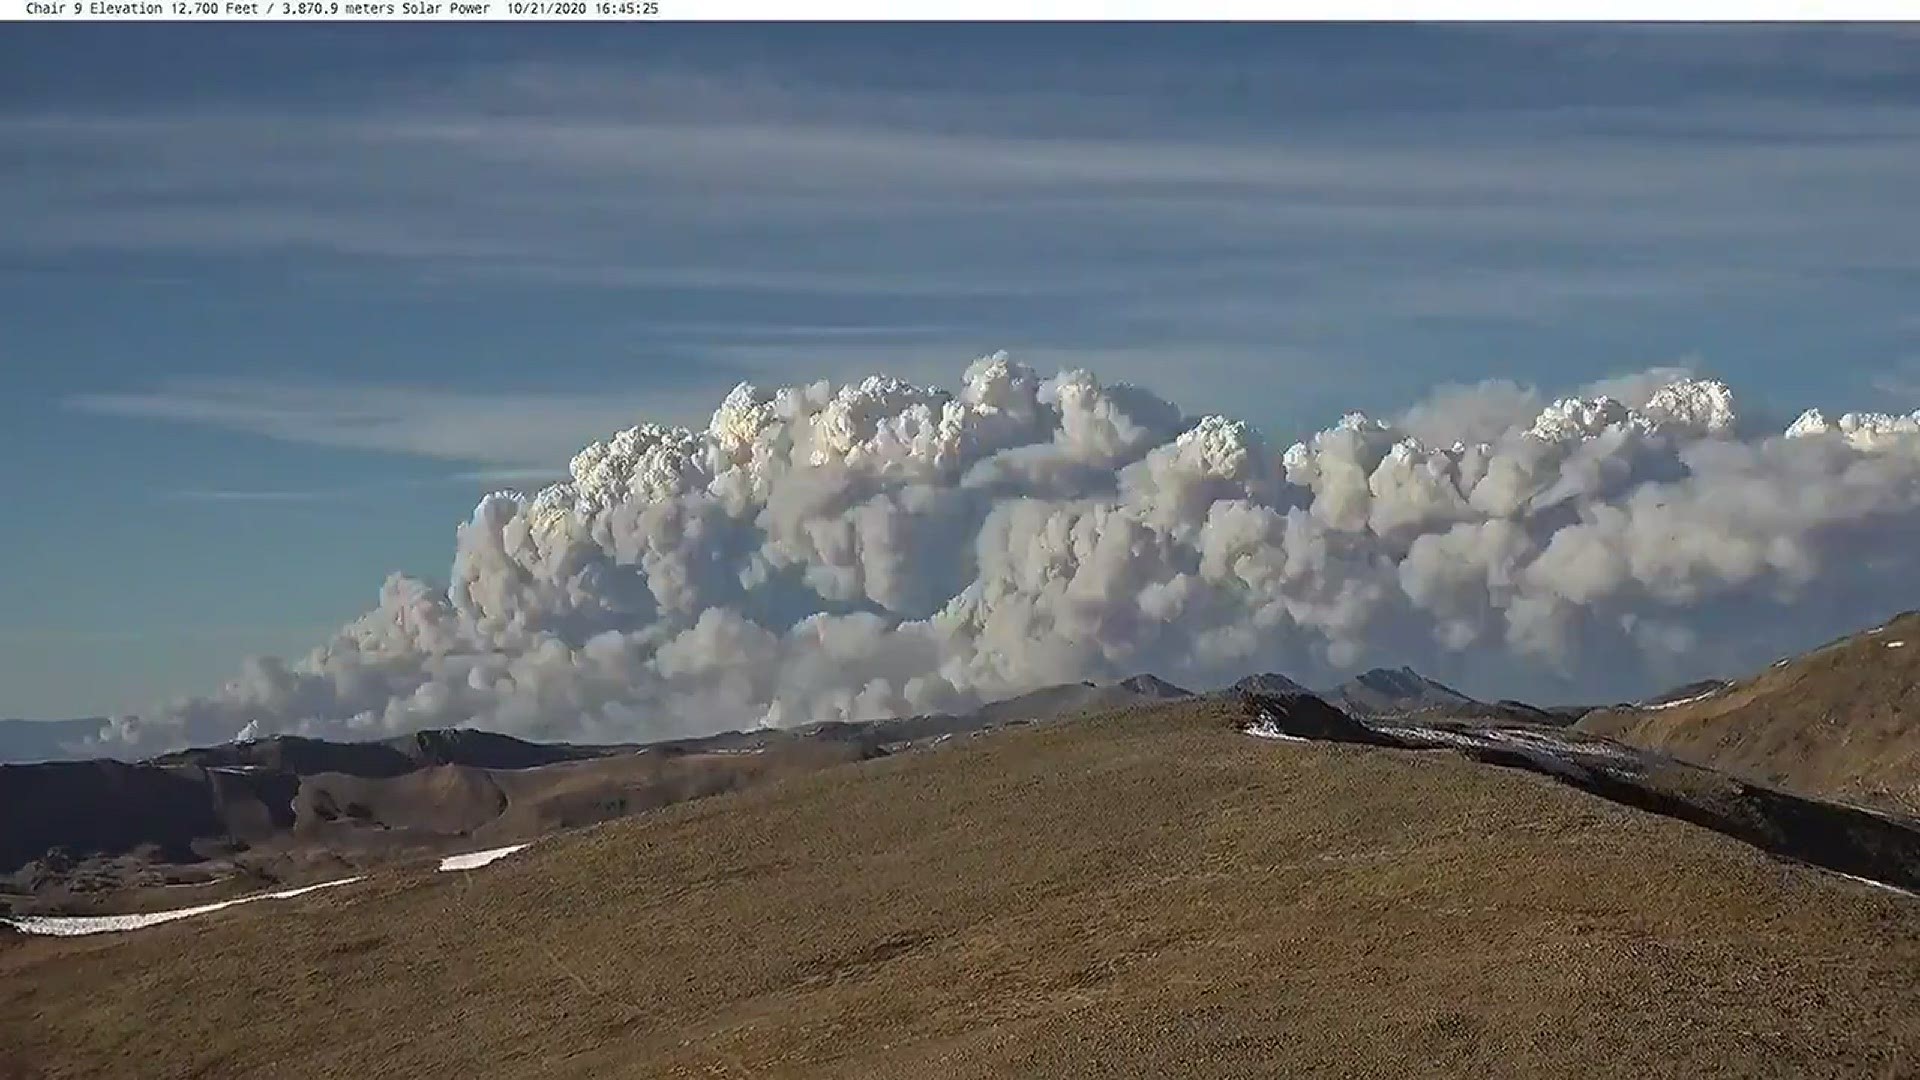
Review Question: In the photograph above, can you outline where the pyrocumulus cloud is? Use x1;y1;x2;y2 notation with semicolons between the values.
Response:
94;353;1920;755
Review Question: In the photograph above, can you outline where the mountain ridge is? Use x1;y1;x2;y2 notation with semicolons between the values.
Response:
1581;610;1920;814
21;615;1914;914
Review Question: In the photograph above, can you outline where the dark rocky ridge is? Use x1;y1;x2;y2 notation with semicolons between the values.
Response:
0;759;297;874
1240;700;1920;895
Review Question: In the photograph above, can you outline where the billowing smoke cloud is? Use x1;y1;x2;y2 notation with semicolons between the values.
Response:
96;354;1920;755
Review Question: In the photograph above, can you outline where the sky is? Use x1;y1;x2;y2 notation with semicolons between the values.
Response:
3;25;1919;719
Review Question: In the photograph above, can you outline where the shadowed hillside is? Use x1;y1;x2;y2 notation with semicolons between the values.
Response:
0;732;881;914
0;728;626;878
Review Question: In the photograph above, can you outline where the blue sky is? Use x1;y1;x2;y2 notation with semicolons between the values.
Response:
3;25;1918;718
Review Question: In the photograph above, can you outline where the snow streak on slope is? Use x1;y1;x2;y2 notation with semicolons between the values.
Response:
93;354;1920;754
0;878;363;937
438;844;532;872
1643;688;1724;711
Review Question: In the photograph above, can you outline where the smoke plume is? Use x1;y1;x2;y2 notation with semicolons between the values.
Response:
96;354;1920;754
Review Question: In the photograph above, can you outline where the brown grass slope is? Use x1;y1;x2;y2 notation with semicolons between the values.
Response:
5;698;1920;1079
1581;610;1920;815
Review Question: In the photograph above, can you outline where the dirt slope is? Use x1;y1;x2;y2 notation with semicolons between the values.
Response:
1581;610;1920;814
5;697;1918;1079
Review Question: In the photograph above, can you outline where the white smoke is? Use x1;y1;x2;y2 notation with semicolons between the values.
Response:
95;352;1920;755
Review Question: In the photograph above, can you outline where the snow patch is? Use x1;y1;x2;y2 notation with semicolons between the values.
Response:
1244;714;1311;743
1244;723;1311;744
1826;871;1920;900
1641;687;1721;711
1379;724;1484;750
0;877;362;937
1889;641;1908;649
437;844;531;872
1377;723;1637;764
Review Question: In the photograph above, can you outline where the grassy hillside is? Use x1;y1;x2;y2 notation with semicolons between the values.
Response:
1582;610;1920;814
5;697;1919;1079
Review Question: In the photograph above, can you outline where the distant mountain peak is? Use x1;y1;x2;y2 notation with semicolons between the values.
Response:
1348;667;1470;702
1320;666;1486;718
1230;673;1311;697
1116;674;1191;699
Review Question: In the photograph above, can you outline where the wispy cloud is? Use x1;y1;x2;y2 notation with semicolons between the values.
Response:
64;340;1358;471
0;625;344;643
168;487;366;503
1870;360;1920;404
5;50;1917;319
68;380;697;468
162;474;553;502
12;31;1920;450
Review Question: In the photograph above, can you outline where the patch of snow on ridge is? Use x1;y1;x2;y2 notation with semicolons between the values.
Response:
1375;723;1638;765
1243;718;1310;743
1826;871;1920;900
1889;641;1908;649
0;877;363;937
1642;688;1721;711
1376;725;1487;752
437;844;531;872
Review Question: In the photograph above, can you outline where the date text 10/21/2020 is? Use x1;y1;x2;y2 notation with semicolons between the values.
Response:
274;1;495;10
505;1;662;11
